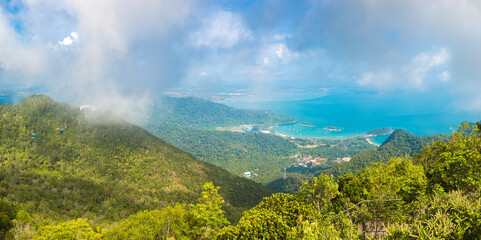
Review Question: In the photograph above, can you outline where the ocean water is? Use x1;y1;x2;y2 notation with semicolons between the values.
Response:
222;89;480;143
0;86;47;106
0;93;15;105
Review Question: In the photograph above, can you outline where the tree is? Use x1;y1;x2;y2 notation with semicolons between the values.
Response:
217;193;358;239
415;122;481;193
104;206;189;240
297;174;339;213
185;182;229;239
218;207;291;240
34;218;101;240
0;199;17;239
10;210;38;240
385;190;481;239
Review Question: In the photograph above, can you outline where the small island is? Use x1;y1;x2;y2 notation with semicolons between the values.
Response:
367;127;394;136
299;122;315;127
324;126;342;131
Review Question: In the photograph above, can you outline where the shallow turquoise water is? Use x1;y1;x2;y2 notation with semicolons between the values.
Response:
223;90;480;140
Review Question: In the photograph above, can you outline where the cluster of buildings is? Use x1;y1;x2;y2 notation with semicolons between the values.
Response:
297;155;327;167
294;155;352;168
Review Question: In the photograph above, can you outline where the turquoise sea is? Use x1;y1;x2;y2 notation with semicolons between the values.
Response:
222;89;481;145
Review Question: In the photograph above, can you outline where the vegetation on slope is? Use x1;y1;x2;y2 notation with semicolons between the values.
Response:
366;127;393;135
2;100;480;239
218;123;481;239
143;122;374;185
146;96;295;129
324;129;448;179
0;95;273;224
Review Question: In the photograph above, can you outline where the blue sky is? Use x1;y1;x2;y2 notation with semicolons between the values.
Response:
1;0;481;118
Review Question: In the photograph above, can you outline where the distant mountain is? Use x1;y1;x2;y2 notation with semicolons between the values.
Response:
324;129;448;179
146;97;296;129
0;95;273;223
366;127;393;136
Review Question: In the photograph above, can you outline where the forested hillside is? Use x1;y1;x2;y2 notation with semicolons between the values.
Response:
146;96;295;129
1;96;479;239
217;123;481;239
2;122;476;239
143;121;373;184
324;129;448;179
0;95;273;224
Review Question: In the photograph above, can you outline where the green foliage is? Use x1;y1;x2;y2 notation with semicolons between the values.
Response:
335;157;427;226
218;193;358;239
143;122;374;185
326;129;447;179
366;128;393;136
184;182;230;239
0;199;17;239
9;210;37;240
415;122;481;193
386;190;481;239
104;210;164;240
297;174;339;213
266;173;312;194
145;96;295;129
0;95;272;223
106;182;229;240
104;206;189;240
4;95;480;239
33;218;101;240
219;207;292;240
138;96;373;186
292;212;358;240
218;193;316;239
144;122;298;183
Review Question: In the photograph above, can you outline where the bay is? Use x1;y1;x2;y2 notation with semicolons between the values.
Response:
222;89;480;142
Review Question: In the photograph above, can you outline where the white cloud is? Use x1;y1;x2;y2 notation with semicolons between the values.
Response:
263;58;269;65
58;32;78;46
358;48;450;90
0;10;47;76
275;46;284;58
357;70;393;88
200;72;208;76
0;0;194;120
439;71;450;82
294;0;481;110
190;11;251;49
58;36;73;46
71;32;78;40
408;48;449;88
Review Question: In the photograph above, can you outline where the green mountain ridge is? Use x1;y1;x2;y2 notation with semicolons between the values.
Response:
145;96;296;129
324;129;449;179
0;95;273;223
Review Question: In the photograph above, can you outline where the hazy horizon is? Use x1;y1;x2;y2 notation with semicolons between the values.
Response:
1;0;481;123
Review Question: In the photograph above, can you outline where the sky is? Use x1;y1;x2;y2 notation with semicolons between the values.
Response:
1;0;481;119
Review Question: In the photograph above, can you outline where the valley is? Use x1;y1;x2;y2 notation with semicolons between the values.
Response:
2;1;481;238
0;94;479;239
139;97;377;186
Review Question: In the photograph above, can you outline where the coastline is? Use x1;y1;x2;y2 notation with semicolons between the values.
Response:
365;137;380;147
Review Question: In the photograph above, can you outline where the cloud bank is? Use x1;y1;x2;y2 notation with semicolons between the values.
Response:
1;0;481;114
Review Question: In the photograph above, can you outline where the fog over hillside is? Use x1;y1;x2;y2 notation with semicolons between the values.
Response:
1;0;481;119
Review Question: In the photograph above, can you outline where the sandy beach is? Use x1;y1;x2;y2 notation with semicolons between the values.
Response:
365;136;380;147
